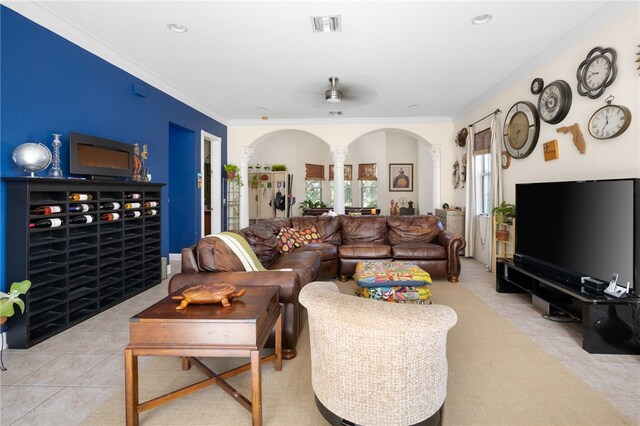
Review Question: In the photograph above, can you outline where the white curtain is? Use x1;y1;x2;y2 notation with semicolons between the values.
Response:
464;126;475;257
486;113;504;271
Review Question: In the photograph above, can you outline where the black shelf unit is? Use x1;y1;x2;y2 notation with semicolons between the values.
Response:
3;178;164;349
496;259;640;355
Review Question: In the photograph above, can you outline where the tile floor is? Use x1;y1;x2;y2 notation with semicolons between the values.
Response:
1;258;639;425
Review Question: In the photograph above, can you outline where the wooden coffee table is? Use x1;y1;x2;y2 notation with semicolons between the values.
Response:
124;286;282;426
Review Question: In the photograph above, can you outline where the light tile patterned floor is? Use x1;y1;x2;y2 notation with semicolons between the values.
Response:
1;258;638;425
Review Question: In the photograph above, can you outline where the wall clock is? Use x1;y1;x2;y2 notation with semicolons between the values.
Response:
576;47;617;99
503;101;540;159
588;95;631;139
530;78;544;95
501;151;511;169
538;80;572;124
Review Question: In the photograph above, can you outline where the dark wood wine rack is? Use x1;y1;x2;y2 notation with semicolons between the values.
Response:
3;178;165;349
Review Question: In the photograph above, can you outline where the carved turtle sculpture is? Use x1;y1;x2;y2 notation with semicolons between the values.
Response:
172;283;246;310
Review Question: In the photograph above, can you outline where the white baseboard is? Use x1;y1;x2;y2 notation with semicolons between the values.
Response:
169;253;181;262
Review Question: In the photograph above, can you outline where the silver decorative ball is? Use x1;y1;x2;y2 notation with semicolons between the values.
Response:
12;143;52;176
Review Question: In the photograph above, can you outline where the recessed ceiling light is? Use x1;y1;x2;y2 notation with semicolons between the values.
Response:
471;14;492;25
311;15;342;32
329;111;342;117
167;23;188;33
409;104;420;109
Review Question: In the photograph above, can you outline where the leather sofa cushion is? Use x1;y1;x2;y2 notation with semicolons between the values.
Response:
237;225;279;267
296;242;338;260
386;215;443;246
292;216;342;246
338;243;392;259
270;250;321;285
196;237;244;272
340;216;387;245
258;217;292;236
392;243;446;259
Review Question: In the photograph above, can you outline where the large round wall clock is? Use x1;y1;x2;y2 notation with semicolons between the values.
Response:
588;95;631;139
503;101;540;159
576;47;617;99
537;80;572;124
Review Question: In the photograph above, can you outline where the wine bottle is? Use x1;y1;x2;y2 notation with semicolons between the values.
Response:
69;203;94;212
30;205;62;215
144;201;159;208
125;193;142;199
70;215;94;224
100;202;121;210
124;210;142;218
100;212;120;221
124;202;141;209
144;209;158;216
29;218;63;229
69;193;93;201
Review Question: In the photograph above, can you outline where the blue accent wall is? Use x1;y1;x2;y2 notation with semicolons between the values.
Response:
0;6;227;290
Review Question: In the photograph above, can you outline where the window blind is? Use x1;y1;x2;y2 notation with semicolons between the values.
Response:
329;164;352;181
473;128;491;155
357;163;377;180
305;163;325;180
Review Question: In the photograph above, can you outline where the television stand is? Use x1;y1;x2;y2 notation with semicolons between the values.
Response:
496;259;640;355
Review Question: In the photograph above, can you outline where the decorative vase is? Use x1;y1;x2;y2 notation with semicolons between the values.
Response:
226;171;236;180
0;317;6;327
496;229;509;241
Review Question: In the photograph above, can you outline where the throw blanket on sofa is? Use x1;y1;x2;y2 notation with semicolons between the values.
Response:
212;232;267;272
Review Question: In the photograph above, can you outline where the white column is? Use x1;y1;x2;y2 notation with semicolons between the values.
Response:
330;145;348;215
430;144;441;209
238;146;253;228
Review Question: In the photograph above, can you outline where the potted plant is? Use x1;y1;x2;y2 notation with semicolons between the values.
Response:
249;174;260;189
492;202;516;224
223;164;239;180
0;280;31;327
298;199;327;213
271;164;287;172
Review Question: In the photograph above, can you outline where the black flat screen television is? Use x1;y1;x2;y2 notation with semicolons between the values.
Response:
69;132;133;179
515;178;639;294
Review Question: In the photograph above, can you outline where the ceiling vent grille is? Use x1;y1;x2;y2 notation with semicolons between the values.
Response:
310;15;342;32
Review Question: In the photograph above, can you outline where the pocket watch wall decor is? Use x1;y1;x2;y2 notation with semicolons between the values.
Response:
576;47;617;99
501;151;511;169
588;95;631;139
538;80;572;124
503;101;540;159
530;78;544;95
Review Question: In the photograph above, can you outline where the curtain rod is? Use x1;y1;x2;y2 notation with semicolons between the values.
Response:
468;108;501;127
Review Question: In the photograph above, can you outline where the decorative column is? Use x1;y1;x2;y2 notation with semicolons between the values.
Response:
330;145;348;215
238;146;253;228
430;145;441;209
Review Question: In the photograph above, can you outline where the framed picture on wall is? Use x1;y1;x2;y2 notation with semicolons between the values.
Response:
389;163;413;192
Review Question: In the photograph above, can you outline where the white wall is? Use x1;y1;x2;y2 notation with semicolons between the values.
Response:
454;6;640;262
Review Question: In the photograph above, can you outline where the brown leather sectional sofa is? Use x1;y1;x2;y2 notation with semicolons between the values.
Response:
169;214;465;359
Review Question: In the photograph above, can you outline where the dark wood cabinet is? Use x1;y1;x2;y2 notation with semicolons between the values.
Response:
3;178;164;348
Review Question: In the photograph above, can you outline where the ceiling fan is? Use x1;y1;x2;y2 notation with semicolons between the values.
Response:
290;76;377;108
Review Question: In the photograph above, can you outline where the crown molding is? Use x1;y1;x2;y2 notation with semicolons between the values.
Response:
228;116;452;126
3;1;230;125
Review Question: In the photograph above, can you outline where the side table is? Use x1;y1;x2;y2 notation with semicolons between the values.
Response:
124;286;282;425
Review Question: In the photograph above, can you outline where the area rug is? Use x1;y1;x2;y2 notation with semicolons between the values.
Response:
85;278;632;425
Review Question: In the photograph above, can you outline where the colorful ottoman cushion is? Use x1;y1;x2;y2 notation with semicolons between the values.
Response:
355;285;432;304
354;261;432;288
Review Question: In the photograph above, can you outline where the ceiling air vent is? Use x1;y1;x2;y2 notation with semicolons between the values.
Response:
310;15;342;32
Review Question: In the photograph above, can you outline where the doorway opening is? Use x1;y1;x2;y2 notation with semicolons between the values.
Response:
201;131;222;236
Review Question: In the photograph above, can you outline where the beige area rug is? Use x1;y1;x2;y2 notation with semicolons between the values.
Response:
86;279;632;425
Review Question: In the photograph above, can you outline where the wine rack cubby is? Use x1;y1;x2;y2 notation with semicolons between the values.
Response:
3;178;164;348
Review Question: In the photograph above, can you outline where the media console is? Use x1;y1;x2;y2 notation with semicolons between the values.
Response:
496;259;640;355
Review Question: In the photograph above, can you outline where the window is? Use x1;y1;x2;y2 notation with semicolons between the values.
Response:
357;163;378;208
473;128;492;215
330;182;353;207
305;163;325;205
360;180;377;207
305;180;323;204
329;164;353;207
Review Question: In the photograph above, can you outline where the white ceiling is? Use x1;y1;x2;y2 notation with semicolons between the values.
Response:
6;1;633;123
